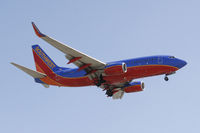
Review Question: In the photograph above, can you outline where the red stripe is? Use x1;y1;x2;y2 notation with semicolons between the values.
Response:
67;57;81;64
78;64;91;71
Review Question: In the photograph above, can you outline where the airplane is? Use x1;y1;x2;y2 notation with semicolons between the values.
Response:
11;22;187;99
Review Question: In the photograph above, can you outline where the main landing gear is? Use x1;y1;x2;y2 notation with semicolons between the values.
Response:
95;74;106;87
106;89;113;97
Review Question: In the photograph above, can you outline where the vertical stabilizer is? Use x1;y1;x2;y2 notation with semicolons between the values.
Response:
32;45;59;74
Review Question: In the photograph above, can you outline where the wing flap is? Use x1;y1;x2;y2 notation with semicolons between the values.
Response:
112;90;124;99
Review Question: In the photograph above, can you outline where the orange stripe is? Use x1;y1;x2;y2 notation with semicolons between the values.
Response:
35;63;44;73
35;62;62;86
40;77;62;86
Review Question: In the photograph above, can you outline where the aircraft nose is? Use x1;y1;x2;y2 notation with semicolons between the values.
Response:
175;59;187;69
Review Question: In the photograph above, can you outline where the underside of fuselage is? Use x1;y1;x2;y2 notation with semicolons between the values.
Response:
103;64;178;84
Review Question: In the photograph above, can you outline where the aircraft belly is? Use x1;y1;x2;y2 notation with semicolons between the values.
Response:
127;65;178;79
103;65;178;84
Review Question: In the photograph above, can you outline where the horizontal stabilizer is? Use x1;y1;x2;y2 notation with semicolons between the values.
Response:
11;62;46;78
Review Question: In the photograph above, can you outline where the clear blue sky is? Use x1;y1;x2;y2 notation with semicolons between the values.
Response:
1;0;199;133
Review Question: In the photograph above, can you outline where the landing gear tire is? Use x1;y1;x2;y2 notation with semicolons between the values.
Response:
106;89;113;97
96;82;102;87
164;76;169;81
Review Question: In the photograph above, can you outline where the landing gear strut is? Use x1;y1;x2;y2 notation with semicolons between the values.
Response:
164;72;176;81
95;74;106;87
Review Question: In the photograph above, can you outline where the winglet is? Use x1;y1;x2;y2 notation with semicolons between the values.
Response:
31;22;46;37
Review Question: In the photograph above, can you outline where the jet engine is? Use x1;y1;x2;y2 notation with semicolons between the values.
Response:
104;62;127;76
123;81;144;93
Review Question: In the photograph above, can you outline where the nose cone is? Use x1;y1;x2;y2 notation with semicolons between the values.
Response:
175;59;187;69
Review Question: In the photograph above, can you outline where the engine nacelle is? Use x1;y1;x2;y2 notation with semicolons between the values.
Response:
104;62;127;76
124;81;144;93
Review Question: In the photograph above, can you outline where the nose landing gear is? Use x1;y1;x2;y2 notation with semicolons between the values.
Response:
164;76;169;81
164;72;176;81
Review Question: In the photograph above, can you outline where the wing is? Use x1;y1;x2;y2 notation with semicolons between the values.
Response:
31;22;106;70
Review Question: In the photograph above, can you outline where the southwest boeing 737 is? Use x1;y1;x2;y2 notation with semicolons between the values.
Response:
11;22;187;99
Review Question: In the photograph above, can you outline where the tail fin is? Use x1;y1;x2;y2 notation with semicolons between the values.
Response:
32;45;59;74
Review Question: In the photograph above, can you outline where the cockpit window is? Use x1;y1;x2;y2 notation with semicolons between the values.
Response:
169;56;175;59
